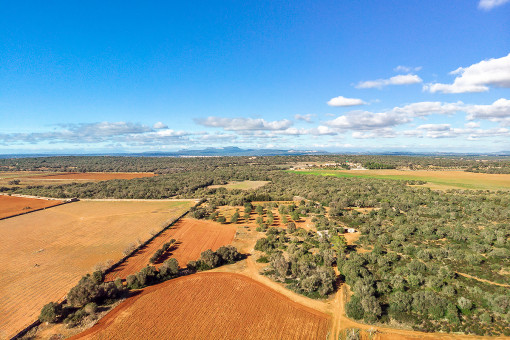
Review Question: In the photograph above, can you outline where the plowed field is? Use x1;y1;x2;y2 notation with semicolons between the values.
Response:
0;195;63;219
0;200;192;340
26;172;156;180
105;218;237;281
72;272;331;340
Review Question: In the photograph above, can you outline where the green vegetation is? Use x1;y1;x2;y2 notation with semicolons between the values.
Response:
12;154;509;335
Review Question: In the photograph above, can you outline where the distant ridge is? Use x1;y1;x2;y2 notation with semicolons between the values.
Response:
1;147;510;158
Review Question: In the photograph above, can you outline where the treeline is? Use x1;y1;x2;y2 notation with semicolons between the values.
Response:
39;246;242;329
2;154;510;173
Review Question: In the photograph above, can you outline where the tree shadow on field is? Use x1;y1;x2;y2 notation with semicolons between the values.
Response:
155;241;182;264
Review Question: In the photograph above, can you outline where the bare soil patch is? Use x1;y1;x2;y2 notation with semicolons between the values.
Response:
0;200;192;339
26;172;156;180
72;272;331;340
0;195;64;219
105;218;237;281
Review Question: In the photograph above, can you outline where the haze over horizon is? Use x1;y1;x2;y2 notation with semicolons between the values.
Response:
1;1;509;154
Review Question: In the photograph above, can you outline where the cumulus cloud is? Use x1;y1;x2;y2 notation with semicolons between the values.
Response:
325;101;462;131
478;0;510;10
424;53;510;93
405;123;510;139
194;117;293;131
294;114;315;122
153;122;168;129
356;74;422;89
352;128;397;139
0;121;193;146
465;98;510;122
327;96;366;107
279;126;338;136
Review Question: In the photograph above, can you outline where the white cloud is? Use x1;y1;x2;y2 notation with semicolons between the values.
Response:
394;65;422;73
194;117;293;131
465;98;510;123
327;96;366;107
352;128;397;139
153;122;168;129
325;101;462;131
478;0;510;10
294;114;315;122
356;74;422;89
465;122;481;128
424;53;510;93
327;110;411;130
417;124;452;131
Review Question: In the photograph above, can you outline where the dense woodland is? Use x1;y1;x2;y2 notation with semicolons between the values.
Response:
4;155;510;335
1;154;510;173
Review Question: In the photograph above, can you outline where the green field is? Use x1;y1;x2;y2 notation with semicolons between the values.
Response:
289;169;510;191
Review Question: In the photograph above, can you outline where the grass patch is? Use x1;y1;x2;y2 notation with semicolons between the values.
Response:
288;170;510;191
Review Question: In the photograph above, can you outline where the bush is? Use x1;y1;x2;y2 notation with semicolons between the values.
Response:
216;245;241;264
346;295;364;320
159;258;179;279
84;302;98;314
39;302;62;323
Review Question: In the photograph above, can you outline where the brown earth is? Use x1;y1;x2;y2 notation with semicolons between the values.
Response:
0;195;64;219
0;200;192;340
71;272;331;340
105;218;237;281
26;172;156;180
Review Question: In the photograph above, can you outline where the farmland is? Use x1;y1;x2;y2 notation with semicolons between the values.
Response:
0;171;156;188
208;180;269;190
72;272;331;340
291;169;510;191
105;218;237;281
0;200;192;339
0;195;63;219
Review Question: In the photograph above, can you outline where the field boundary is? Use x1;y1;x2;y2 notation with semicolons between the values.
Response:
102;200;202;280
0;195;77;221
10;199;202;340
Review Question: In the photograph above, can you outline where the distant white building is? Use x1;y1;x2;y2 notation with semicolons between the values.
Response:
317;230;330;238
345;228;357;233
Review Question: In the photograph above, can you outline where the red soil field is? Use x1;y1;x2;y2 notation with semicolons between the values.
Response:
105;218;237;281
0;195;63;219
27;172;156;180
73;272;331;340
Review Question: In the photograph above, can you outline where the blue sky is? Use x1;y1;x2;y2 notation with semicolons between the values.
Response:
1;0;509;153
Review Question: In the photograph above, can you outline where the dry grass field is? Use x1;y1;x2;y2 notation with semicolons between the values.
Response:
72;272;331;340
293;169;510;191
0;200;192;339
0;171;156;188
0;195;64;219
208;180;269;190
105;218;237;281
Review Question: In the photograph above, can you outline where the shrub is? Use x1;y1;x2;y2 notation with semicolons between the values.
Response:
159;258;179;279
346;295;364;320
84;302;98;314
39;302;62;323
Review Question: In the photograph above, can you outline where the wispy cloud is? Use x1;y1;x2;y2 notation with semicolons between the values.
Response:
394;65;422;73
153;122;168;129
194;117;293;131
327;96;366;107
294;114;315;122
478;0;510;10
356;74;422;89
424;53;510;93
